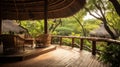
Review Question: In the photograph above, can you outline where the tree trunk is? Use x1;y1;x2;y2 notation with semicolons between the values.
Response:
109;0;120;16
103;19;116;39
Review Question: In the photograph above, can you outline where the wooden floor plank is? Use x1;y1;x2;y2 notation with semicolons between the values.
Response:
1;45;109;67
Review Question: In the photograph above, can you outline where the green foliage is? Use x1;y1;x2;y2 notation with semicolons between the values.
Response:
52;31;58;35
74;9;87;22
55;27;73;35
69;32;80;36
83;19;101;36
83;40;92;51
20;20;44;37
106;11;120;35
62;38;72;46
100;43;120;67
53;17;83;35
96;42;107;51
105;1;120;35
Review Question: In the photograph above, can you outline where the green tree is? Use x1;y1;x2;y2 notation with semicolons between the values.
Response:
84;0;120;39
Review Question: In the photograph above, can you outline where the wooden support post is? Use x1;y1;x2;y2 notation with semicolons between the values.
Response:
92;41;96;55
80;39;83;50
44;0;48;34
60;37;62;46
0;20;2;45
0;20;1;35
72;38;74;48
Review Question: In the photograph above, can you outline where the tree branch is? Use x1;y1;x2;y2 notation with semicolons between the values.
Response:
94;9;102;17
99;0;106;14
51;19;62;32
84;7;103;21
73;15;86;36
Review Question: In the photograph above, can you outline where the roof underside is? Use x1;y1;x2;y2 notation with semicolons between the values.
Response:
1;0;86;20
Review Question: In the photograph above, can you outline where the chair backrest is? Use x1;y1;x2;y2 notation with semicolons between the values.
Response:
1;34;15;47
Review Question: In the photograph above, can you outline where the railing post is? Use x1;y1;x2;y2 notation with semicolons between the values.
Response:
72;38;74;48
60;37;62;46
51;36;53;44
107;42;111;45
80;39;83;50
92;41;96;55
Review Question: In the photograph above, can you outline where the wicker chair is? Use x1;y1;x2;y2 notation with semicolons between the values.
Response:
35;34;51;48
1;34;25;54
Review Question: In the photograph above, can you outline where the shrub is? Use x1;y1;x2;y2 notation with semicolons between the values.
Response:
100;43;120;67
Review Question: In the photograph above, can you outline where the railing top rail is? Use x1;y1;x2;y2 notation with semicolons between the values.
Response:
52;35;120;45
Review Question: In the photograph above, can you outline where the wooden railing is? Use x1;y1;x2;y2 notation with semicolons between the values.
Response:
51;35;120;55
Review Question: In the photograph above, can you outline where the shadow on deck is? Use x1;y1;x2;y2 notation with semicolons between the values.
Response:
0;45;56;63
1;45;109;67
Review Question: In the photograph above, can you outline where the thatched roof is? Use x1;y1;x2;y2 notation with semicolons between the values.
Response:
2;20;27;33
90;24;117;38
1;0;86;20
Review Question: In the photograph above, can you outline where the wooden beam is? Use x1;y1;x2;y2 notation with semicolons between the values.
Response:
44;0;48;34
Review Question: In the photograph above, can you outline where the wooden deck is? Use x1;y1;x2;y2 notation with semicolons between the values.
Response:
0;45;56;62
1;45;109;67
